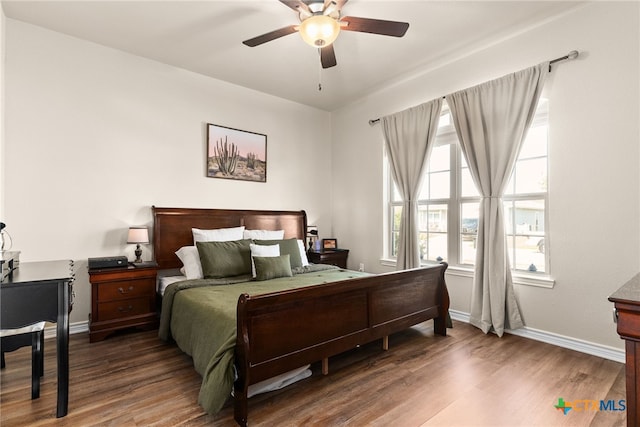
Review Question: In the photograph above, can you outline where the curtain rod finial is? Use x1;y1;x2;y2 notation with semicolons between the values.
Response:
568;50;579;60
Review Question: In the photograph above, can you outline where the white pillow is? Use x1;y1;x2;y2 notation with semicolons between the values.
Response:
297;239;309;267
175;246;203;279
243;229;285;240
250;243;280;277
192;226;245;243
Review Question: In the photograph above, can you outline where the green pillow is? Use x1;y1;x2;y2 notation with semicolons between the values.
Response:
196;239;251;278
253;238;302;269
254;255;293;281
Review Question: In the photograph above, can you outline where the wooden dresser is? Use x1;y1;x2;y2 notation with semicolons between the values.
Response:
609;272;640;426
88;264;158;342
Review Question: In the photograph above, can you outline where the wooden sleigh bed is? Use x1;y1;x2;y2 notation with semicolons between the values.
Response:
153;206;450;426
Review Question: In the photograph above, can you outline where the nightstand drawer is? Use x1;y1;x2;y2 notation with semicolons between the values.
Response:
97;278;155;302
98;297;154;321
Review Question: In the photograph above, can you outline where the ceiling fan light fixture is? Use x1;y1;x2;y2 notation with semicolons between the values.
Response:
299;14;340;47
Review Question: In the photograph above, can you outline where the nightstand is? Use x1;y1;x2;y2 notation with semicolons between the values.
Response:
307;249;349;269
88;263;158;342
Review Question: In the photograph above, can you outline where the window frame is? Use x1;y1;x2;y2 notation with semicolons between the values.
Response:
385;100;552;283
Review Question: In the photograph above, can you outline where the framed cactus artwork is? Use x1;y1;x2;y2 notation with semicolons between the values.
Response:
206;123;267;182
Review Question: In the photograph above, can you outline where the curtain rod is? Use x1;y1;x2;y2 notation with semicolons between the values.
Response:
368;50;579;126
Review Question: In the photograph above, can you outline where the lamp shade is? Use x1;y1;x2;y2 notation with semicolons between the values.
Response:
127;227;149;244
299;15;340;47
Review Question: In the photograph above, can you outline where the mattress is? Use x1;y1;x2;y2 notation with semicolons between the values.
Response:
156;268;186;296
158;275;186;296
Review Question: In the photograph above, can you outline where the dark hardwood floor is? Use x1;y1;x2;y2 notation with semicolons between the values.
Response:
0;321;626;426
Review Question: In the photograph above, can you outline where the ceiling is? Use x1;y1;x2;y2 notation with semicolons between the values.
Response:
1;0;582;111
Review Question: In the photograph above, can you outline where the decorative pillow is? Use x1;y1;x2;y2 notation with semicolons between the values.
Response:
175;246;203;279
253;238;303;269
250;243;280;278
196;239;252;278
297;239;310;267
254;255;293;281
192;226;245;243
243;229;285;240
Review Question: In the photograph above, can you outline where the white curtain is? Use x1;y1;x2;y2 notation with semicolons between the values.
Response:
382;98;443;269
447;63;549;336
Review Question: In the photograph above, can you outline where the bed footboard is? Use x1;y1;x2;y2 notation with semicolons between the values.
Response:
233;263;449;426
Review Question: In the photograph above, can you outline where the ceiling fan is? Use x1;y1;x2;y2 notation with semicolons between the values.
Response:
242;0;409;69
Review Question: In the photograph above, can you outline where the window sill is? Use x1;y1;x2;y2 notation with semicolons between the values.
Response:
379;258;555;289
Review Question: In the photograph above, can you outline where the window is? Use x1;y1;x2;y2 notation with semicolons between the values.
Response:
386;99;549;273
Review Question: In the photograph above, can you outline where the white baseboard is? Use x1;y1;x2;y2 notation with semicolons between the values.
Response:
43;320;89;339
448;309;625;364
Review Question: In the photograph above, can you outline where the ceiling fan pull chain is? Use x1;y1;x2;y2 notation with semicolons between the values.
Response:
318;50;323;91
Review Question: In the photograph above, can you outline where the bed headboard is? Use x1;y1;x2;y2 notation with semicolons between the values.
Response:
152;207;307;270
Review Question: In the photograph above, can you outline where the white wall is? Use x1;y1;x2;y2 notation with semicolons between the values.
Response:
1;8;5;219
331;2;640;350
3;20;333;325
3;3;639;353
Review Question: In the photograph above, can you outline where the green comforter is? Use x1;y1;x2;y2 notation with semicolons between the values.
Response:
158;264;370;415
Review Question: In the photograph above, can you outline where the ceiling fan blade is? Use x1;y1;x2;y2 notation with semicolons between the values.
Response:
279;0;311;15
340;16;409;37
242;25;298;47
320;45;337;69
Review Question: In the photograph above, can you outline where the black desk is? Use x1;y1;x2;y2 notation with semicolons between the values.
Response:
1;260;74;417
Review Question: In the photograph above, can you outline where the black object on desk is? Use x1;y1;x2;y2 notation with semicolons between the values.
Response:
0;260;74;417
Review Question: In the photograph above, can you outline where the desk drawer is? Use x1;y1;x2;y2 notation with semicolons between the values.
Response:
97;278;155;302
97;297;153;321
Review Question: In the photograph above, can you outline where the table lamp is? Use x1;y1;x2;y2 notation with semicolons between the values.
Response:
307;226;318;251
0;222;13;252
127;227;149;263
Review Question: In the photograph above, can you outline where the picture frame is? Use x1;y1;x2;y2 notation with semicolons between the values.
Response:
322;238;337;250
206;123;267;182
